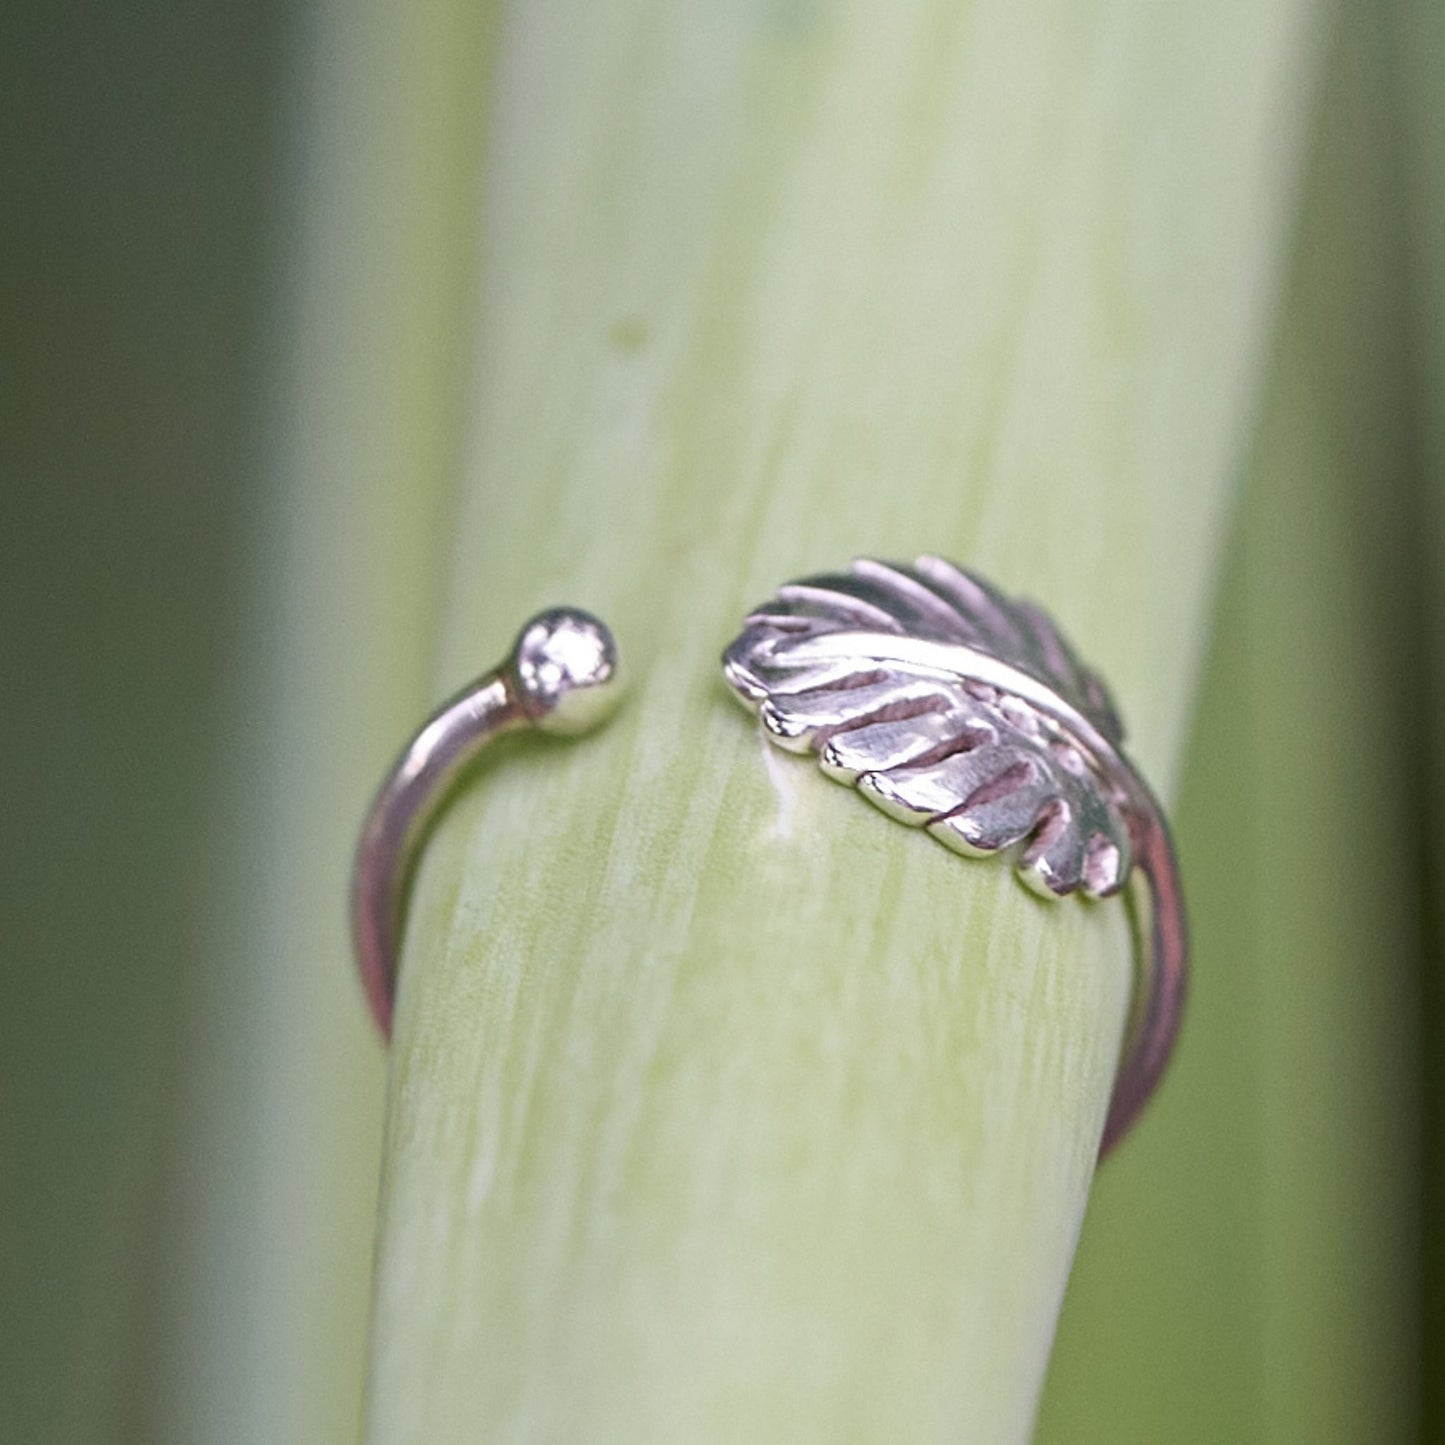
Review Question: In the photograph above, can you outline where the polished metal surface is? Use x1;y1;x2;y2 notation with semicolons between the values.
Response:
352;565;1182;1156
351;608;623;1037
722;556;1187;1155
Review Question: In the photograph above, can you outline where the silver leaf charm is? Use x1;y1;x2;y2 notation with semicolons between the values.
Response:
721;555;1188;1154
723;556;1136;899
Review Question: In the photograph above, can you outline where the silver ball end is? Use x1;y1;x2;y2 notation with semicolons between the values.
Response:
511;607;624;736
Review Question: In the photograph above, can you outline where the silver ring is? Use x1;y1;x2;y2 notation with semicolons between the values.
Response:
350;558;1184;1156
721;556;1186;1155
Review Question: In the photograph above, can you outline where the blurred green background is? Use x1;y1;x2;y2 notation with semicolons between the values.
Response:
2;1;284;1439
2;0;1441;1440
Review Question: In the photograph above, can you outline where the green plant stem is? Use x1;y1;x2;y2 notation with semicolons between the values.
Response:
364;4;1321;1441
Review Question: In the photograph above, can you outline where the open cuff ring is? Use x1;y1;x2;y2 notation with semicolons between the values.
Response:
350;556;1187;1155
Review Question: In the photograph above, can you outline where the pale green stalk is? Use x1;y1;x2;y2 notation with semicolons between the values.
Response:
158;3;499;1441
366;3;1320;1441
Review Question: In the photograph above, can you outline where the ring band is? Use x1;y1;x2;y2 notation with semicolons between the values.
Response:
721;556;1186;1155
350;607;623;1037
